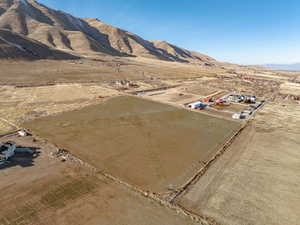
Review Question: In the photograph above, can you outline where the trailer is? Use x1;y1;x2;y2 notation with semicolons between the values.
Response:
188;101;207;109
188;101;202;109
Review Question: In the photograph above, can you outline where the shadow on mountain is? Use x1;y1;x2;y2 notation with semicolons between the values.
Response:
0;29;80;60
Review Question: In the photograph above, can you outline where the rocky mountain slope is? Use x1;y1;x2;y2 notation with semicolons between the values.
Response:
0;0;120;55
150;40;216;64
0;0;217;64
0;28;78;59
84;18;216;64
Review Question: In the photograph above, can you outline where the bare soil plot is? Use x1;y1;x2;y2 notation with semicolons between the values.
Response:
175;103;300;225
185;83;220;96
209;91;228;99
0;135;201;225
0;57;224;86
0;174;202;225
0;84;120;135
280;82;300;95
199;108;236;120
146;91;196;103
143;87;201;105
0;120;16;135
22;96;241;194
210;103;248;113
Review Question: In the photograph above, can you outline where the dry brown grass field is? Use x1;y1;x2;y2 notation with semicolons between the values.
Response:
0;56;299;225
0;136;201;225
175;103;300;225
1;1;300;224
22;96;241;194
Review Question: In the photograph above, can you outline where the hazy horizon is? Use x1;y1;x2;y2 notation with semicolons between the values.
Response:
38;0;300;65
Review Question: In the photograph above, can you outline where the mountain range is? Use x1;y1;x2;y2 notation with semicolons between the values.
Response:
0;28;79;59
0;0;217;64
263;63;300;71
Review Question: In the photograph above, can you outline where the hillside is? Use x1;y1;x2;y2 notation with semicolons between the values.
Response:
84;18;216;64
0;28;78;59
0;0;121;55
0;0;217;64
150;40;216;65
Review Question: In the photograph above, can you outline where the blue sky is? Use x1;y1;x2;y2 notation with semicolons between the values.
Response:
38;0;300;64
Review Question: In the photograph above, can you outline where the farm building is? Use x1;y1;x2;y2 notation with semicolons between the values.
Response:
188;101;207;109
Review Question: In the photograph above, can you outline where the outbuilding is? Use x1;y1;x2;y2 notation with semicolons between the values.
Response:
188;101;202;109
188;101;207;109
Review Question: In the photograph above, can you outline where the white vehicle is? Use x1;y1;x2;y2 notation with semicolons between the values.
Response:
18;130;28;137
232;114;241;119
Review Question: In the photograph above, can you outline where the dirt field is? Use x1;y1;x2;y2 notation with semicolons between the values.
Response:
0;120;15;135
210;103;248;113
185;80;220;96
0;84;120;135
0;136;203;225
280;82;300;95
22;96;241;195
0;57;225;86
141;87;201;105
175;103;300;225
1;56;300;225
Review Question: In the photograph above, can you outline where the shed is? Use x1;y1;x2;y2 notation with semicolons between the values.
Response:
188;101;202;109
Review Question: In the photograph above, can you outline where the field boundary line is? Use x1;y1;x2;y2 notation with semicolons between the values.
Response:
0;118;19;130
170;121;250;202
99;171;220;225
23;129;221;225
0;131;18;138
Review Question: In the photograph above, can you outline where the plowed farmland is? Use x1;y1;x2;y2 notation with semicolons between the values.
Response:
23;96;241;194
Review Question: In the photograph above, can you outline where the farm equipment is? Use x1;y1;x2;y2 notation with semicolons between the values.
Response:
244;96;257;104
228;94;256;104
203;97;214;103
215;98;230;106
